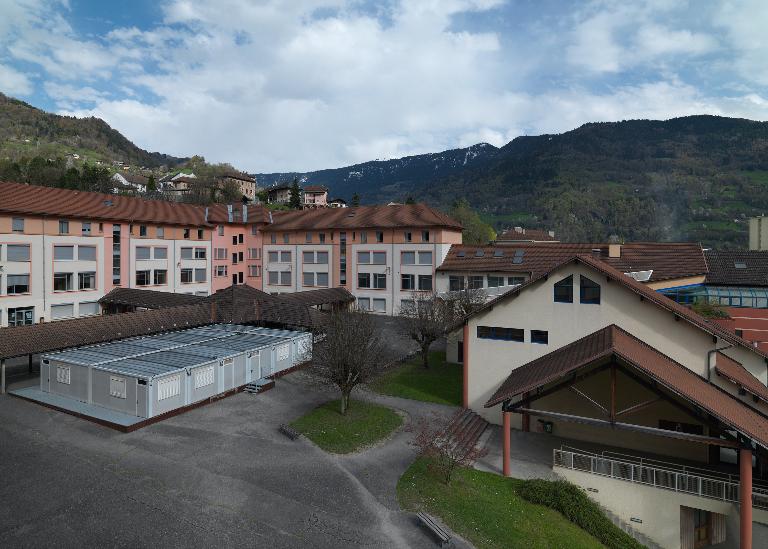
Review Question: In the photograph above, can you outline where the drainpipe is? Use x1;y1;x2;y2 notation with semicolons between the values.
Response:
707;343;734;382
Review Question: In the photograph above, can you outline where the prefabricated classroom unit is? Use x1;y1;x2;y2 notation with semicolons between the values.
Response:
40;324;312;420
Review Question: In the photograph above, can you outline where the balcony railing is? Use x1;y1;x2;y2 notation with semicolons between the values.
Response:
553;447;768;510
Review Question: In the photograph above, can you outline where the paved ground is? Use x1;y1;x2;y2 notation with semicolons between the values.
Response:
0;367;471;549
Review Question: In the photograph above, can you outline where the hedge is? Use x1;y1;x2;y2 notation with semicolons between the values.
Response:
517;479;644;549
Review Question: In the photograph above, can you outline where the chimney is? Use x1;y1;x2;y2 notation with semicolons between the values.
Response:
204;207;209;223
608;244;621;258
227;204;233;223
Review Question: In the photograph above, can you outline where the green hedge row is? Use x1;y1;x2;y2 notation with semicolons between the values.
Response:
517;479;644;549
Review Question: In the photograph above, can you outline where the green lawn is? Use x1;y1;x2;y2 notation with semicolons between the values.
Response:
290;399;403;454
398;458;604;549
369;351;462;406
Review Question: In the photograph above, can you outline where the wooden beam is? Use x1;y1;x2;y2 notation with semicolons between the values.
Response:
514;407;740;448
616;397;662;418
569;386;608;416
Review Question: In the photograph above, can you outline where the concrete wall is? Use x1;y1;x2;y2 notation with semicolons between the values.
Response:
556;466;768;549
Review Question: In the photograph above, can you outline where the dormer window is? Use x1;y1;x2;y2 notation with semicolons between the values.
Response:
580;275;601;304
554;275;573;303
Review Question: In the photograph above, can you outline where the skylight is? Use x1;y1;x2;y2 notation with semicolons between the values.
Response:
735;262;747;269
457;251;465;258
493;250;504;257
475;250;485;257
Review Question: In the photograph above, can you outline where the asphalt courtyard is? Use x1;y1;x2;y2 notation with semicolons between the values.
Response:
0;360;468;548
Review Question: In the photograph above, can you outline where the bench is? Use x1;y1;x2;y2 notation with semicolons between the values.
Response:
278;424;301;440
417;511;451;546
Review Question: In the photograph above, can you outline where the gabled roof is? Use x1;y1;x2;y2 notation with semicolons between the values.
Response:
715;352;768;404
485;324;768;448
464;254;768;360
265;203;462;231
705;249;768;287
99;288;203;310
438;242;707;283
303;185;327;192
280;287;355;307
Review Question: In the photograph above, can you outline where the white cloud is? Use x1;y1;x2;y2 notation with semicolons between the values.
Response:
0;63;33;95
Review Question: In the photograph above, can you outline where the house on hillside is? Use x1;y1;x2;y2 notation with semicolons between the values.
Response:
266;183;293;204
111;172;148;193
302;185;328;208
328;198;348;208
453;253;768;548
217;171;260;202
497;226;558;243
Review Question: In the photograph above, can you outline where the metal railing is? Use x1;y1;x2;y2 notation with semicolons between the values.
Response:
554;448;768;510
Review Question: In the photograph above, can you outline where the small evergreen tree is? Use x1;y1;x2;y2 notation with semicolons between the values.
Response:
351;193;360;207
405;196;416;204
147;174;157;193
289;178;302;209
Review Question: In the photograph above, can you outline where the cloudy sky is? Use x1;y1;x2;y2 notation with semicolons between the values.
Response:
1;0;768;172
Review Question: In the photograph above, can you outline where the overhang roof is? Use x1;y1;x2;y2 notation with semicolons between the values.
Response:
485;324;768;449
715;351;768;404
463;254;768;360
99;287;203;309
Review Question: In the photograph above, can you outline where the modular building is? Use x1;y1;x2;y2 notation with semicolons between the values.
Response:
38;324;312;421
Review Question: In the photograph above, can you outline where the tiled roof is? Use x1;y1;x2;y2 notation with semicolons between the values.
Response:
438;242;707;282
99;288;203;309
0;304;214;360
497;228;557;242
303;185;327;192
465;254;768;360
705;249;768;287
265;204;462;231
715;351;768;404
205;285;326;329
0;181;207;226
205;203;271;225
485;324;768;448
219;171;256;182
280;287;355;307
119;173;149;186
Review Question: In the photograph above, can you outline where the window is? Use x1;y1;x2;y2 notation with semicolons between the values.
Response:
232;235;238;246
283;233;289;244
468;275;484;289
268;251;279;263
8;307;34;326
418;251;432;265
183;228;190;239
373;273;387;289
316;272;328;287
180;247;193;259
449;275;464;291
580;275;601;304
402;251;416;265
268;271;279;285
195;365;214;389
508;276;525;286
248;265;261;278
154;270;167;285
275;344;290;362
12;217;24;232
197;229;204;239
303;251;314;264
51;303;74;320
305;232;312;243
487;275;505;288
421;230;430;242
139;225;147;237
238;271;244;284
157;227;164;238
158;375;181;401
303;272;315;286
56;365;71;384
376;231;384;243
358;272;371;288
78;246;96;261
7;275;30;294
316;251;329;264
248;225;257;235
136;246;151;260
7;244;30;261
79;302;99;316
554;275;574;303
270;234;277;244
280;271;291;285
194;248;206;259
401;274;415;290
477;326;524;342
319;233;326;243
216;265;228;277
531;330;548;344
53;272;73;291
372;251;386;264
110;376;127;399
54;245;74;260
154;247;168;260
78;271;96;290
358;297;371;310
218;225;225;236
136;270;151;286
280;251;291;262
360;231;367;243
418;275;433;291
82;222;91;236
373;298;386;312
194;268;206;282
248;248;260;260
404;231;412;242
58;220;69;234
180;268;193;283
214;248;228;260
358;251;371;264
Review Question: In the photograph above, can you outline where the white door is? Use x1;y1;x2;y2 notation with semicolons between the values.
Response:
249;351;261;380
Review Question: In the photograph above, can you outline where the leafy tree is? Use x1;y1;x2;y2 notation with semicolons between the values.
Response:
448;198;496;245
147;174;157;193
219;180;242;203
351;192;360;207
289;177;302;209
60;167;80;189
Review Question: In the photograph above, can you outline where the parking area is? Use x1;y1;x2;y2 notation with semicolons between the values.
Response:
0;368;465;549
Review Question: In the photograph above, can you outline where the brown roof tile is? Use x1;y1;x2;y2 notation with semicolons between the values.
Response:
705;249;768;287
99;288;204;309
497;228;558;242
438;242;707;282
265;203;462;231
280;287;355;307
715;352;768;404
485;324;768;448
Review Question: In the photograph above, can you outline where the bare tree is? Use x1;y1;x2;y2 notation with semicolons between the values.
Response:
400;289;485;369
312;309;387;415
409;410;488;485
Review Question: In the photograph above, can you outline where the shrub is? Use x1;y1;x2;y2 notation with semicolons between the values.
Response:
517;479;644;549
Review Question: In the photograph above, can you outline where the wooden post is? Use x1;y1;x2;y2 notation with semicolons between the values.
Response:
502;410;511;477
462;323;469;409
740;447;753;549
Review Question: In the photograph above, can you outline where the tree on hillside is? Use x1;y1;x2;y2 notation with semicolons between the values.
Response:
449;198;496;245
219;180;242;203
351;192;360;207
289;177;302;209
405;196;416;204
312;309;388;415
147;174;157;193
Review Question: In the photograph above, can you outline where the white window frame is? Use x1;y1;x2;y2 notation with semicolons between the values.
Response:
110;376;127;399
194;365;215;389
56;365;71;385
157;375;181;401
276;344;290;362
